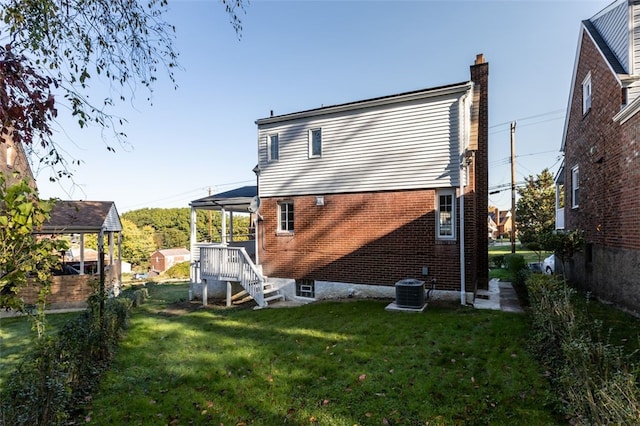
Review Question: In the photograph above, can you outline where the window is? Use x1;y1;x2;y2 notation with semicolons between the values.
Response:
571;165;579;208
437;190;456;240
582;73;592;115
296;279;315;298
309;128;322;158
278;201;294;232
267;134;279;162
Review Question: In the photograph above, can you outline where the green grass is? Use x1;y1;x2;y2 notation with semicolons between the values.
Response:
80;283;561;425
0;311;81;386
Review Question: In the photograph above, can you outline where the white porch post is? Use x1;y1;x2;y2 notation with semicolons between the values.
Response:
229;212;234;243
189;207;197;283
221;207;227;245
226;281;232;307
79;233;85;275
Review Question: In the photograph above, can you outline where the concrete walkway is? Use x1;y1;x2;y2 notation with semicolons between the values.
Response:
473;278;524;313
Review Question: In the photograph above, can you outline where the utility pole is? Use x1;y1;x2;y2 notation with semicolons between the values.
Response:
510;121;517;254
208;187;213;241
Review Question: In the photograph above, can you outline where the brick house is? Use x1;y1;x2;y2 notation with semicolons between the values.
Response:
558;0;640;313
253;55;489;304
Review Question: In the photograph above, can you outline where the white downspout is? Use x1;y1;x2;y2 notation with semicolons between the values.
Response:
459;89;472;305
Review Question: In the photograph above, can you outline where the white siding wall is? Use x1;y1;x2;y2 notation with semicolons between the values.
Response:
631;4;640;101
592;1;628;72
257;92;465;197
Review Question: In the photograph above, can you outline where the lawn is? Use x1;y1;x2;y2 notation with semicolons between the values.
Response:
80;283;561;425
0;311;81;386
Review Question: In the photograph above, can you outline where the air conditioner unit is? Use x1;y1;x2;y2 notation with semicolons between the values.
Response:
395;279;425;308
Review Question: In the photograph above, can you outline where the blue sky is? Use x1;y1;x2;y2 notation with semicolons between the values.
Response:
33;0;609;212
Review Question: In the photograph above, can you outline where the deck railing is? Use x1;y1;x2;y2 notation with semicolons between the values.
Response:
199;245;265;307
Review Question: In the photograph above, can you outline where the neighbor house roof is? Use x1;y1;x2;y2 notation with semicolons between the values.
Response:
153;248;191;257
190;185;257;213
34;200;122;234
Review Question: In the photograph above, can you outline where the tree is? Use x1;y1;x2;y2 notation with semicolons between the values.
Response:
120;218;155;269
0;173;67;320
1;0;246;175
516;168;556;246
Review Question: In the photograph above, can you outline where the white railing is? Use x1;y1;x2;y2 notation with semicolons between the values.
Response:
199;246;265;307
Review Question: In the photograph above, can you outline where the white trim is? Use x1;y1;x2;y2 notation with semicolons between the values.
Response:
256;82;473;125
308;128;322;158
267;134;279;162
613;91;640;122
562;24;624;151
436;189;456;240
582;72;592;114
571;165;580;209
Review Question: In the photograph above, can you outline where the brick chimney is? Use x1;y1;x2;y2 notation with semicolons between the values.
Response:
469;54;489;290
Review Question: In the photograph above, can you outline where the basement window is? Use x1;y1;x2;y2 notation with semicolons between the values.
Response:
296;279;315;298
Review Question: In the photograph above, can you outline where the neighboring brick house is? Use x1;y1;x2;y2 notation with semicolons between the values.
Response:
0;133;36;187
150;248;191;273
558;0;640;313
254;55;489;304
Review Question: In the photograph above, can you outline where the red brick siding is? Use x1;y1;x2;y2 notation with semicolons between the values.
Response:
258;190;473;292
20;275;95;308
565;30;640;251
563;30;640;313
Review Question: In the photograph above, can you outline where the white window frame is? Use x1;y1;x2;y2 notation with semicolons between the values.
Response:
436;189;456;240
582;72;592;115
571;165;579;209
278;201;294;233
267;134;279;162
308;128;322;158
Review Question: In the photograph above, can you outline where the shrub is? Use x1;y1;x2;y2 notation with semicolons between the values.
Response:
490;255;505;269
0;297;132;425
527;273;640;423
164;261;190;279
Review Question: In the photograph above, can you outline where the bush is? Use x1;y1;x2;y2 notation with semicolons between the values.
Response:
490;255;505;269
527;274;640;423
0;297;132;425
164;261;190;279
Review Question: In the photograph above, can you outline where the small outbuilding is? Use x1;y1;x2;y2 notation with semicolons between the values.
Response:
150;248;191;273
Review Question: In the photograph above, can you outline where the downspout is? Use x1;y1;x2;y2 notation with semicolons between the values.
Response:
459;89;472;305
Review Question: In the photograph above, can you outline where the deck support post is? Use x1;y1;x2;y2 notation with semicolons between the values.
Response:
202;280;208;307
226;281;232;307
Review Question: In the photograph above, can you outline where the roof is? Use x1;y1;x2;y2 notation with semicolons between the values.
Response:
190;185;257;212
34;200;122;234
153;248;191;257
582;20;626;76
255;81;472;125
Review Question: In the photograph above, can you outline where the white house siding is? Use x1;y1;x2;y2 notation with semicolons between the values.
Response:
592;0;629;72
631;4;640;101
257;91;468;198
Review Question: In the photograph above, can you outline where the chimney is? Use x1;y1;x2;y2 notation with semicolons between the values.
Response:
474;53;485;65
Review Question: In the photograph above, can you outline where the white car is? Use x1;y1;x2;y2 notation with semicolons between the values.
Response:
543;254;555;274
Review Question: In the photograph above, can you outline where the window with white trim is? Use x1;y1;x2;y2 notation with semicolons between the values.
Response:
308;128;322;158
436;190;456;240
571;165;579;208
267;134;279;162
582;73;592;115
278;201;294;232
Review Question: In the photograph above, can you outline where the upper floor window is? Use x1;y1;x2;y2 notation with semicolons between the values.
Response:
267;134;279;162
436;189;456;240
309;128;322;158
278;201;294;233
582;72;592;115
571;165;579;208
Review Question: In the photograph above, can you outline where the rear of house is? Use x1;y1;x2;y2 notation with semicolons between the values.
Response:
254;55;489;303
559;0;640;313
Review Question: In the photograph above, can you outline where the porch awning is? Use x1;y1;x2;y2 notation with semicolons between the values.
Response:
34;200;122;234
189;185;257;213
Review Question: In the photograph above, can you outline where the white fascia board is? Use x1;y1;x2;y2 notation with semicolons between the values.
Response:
256;82;473;126
613;90;640;123
561;23;624;151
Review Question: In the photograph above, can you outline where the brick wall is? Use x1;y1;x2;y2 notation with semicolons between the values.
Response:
259;190;470;292
20;275;95;309
563;30;640;313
